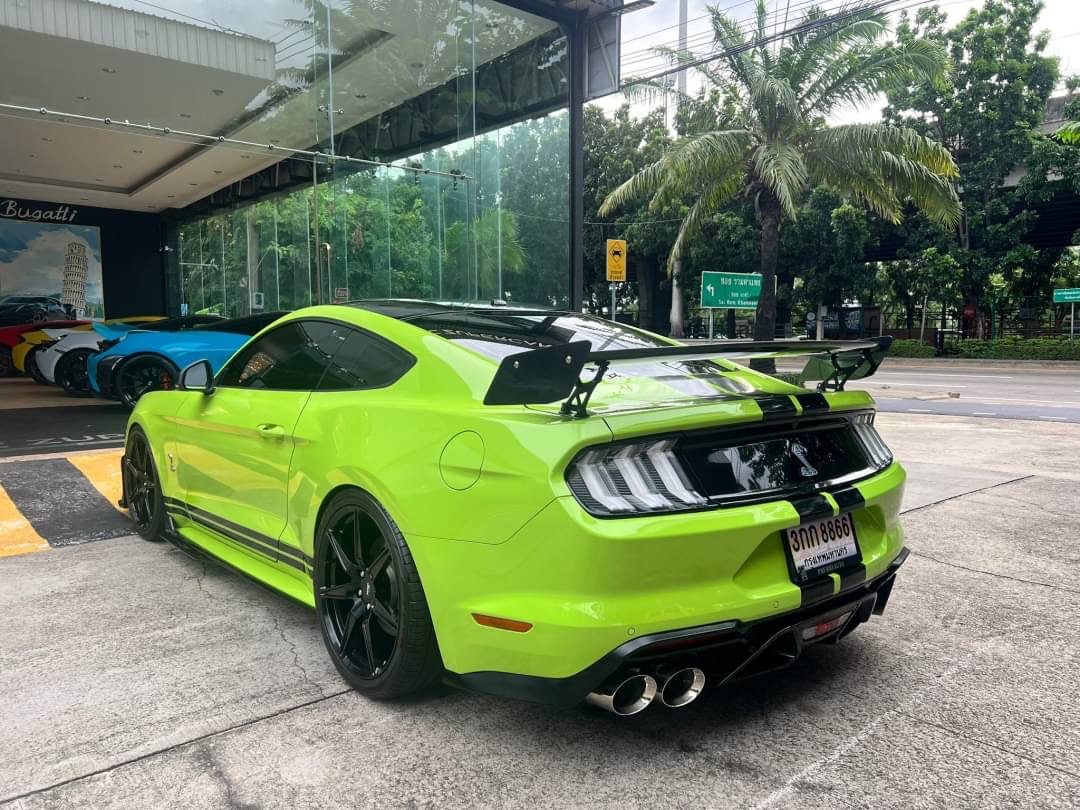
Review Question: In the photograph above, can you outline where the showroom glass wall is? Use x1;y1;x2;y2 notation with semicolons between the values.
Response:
169;0;571;316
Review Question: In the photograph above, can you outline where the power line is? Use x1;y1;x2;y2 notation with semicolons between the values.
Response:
619;0;857;66
620;0;910;88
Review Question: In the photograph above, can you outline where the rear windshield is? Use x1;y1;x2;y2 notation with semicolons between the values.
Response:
408;311;673;361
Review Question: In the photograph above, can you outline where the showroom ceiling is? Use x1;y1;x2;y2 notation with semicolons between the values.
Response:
0;0;557;214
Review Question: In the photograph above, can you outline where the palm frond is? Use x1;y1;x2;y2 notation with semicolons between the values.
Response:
783;14;888;92
800;38;947;115
665;173;746;274
804;124;961;225
750;141;807;219
599;129;754;216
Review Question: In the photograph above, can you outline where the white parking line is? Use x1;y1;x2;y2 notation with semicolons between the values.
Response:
971;412;997;416
877;373;1012;379
869;382;966;388
1040;416;1069;421
906;408;932;413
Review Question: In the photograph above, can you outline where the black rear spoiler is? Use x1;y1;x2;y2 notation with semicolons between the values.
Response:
482;336;893;417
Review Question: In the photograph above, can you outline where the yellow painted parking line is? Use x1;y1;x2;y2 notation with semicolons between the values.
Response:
67;449;125;514
0;482;49;557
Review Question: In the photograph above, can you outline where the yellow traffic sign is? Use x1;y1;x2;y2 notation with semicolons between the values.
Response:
606;239;627;282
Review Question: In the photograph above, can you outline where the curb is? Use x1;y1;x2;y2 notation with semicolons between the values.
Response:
882;357;1080;370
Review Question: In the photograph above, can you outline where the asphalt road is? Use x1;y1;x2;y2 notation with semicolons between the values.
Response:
1;413;1078;808
850;362;1080;423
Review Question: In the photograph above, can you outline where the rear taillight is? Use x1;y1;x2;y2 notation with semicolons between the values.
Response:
850;417;892;468
566;439;708;517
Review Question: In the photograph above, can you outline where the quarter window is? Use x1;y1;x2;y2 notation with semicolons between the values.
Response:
219;321;346;390
317;328;414;391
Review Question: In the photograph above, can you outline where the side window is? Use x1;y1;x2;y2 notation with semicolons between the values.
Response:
317;327;414;391
219;321;346;390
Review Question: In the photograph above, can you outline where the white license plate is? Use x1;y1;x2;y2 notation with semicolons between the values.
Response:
784;513;859;582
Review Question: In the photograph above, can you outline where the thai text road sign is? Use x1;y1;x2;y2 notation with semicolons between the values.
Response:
701;271;762;309
606;239;627;282
1053;288;1080;303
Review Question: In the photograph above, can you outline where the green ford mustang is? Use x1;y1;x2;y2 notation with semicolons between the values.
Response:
121;301;906;715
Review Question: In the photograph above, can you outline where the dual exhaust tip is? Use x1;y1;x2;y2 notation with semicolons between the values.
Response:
586;666;706;716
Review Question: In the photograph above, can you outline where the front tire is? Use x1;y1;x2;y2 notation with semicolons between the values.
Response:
0;346;14;377
123;426;165;541
314;490;442;699
55;348;95;396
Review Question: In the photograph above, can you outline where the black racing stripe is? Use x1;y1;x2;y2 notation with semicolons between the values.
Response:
753;395;798;416
166;503;307;572
790;494;834;522
794;393;829;412
800;577;835;606
164;496;312;568
0;458;132;546
832;487;866;512
838;564;867;592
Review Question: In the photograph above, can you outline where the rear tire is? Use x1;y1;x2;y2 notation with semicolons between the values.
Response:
314;489;442;699
116;355;178;409
123;426;165;542
0;346;14;377
26;347;48;384
56;348;95;396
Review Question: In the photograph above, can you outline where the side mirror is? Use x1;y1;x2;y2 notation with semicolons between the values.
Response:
179;359;214;394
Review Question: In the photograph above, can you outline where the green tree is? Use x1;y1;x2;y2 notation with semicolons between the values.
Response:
599;0;960;341
884;0;1059;333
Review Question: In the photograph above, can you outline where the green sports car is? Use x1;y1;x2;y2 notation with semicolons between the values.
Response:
121;302;906;715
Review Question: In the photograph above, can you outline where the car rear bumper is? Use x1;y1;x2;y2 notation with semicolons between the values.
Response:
445;548;907;706
412;461;907;698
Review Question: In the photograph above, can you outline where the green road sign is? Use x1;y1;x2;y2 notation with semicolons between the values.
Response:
1053;288;1080;303
700;271;762;309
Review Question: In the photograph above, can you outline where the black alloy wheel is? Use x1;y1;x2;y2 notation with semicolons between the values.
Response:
314;490;441;699
116;356;178;409
56;348;95;396
26;347;48;385
123;427;165;541
0;345;13;377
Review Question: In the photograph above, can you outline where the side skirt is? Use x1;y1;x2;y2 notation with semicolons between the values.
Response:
163;508;315;609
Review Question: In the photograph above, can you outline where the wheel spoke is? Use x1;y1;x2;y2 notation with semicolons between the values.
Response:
368;546;390;580
318;581;357;599
326;527;357;575
352;509;367;567
361;614;377;669
339;602;365;654
371;598;398;635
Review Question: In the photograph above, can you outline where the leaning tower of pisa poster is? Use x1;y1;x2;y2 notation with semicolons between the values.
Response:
0;215;104;317
62;242;89;316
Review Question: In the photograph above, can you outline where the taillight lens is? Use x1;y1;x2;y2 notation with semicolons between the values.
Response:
850;414;893;468
566;439;708;517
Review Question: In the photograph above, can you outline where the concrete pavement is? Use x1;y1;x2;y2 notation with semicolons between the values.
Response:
1;412;1078;808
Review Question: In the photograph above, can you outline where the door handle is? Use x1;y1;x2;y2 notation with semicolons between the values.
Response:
256;423;286;439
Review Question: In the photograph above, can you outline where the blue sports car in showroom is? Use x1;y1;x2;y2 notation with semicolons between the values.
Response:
90;312;287;407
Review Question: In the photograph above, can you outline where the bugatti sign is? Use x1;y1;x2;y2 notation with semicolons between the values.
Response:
0;199;79;223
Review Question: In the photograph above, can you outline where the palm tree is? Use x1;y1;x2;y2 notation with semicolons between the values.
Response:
600;1;962;341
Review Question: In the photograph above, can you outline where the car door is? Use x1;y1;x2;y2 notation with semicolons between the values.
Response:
171;319;347;562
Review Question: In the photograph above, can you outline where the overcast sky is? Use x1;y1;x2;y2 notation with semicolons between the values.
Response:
604;0;1080;123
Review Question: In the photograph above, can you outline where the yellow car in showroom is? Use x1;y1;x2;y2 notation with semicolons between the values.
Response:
12;316;164;382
